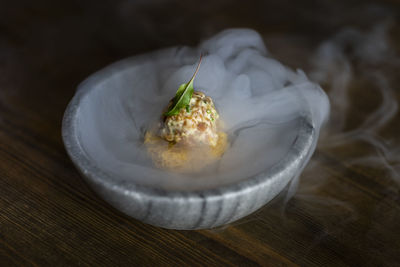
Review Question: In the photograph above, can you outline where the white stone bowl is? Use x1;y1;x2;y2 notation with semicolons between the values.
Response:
62;55;316;230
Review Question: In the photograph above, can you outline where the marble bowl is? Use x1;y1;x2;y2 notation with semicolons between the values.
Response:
62;57;316;230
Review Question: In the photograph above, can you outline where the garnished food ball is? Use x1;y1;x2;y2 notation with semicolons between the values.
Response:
160;91;220;147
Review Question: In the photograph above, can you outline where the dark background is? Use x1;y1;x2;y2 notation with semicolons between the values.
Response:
1;0;400;266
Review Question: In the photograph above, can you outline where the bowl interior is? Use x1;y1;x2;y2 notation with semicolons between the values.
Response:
71;58;303;191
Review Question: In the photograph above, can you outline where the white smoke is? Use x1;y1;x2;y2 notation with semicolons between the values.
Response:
310;20;399;185
77;28;329;190
271;19;400;250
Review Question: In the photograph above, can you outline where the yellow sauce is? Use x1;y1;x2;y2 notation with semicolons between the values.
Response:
144;131;228;172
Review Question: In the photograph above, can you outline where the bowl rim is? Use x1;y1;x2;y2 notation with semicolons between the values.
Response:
62;55;316;201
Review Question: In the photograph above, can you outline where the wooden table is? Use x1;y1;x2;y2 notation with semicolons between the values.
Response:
1;1;399;266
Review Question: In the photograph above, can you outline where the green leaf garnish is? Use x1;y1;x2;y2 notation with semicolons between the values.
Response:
164;55;202;116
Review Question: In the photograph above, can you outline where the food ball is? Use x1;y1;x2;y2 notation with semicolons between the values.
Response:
160;91;220;147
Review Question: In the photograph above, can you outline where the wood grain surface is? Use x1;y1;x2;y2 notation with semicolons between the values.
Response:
1;0;400;266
